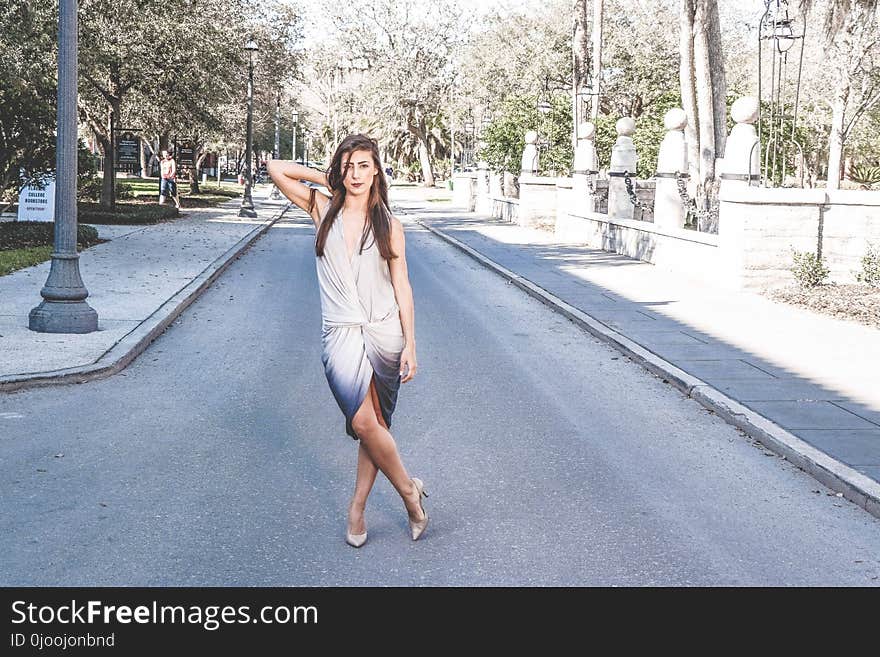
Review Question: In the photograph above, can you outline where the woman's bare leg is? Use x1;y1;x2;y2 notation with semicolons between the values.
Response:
351;377;425;523
348;380;383;535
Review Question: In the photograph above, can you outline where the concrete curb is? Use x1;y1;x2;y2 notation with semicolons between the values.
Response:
413;215;880;521
0;202;290;393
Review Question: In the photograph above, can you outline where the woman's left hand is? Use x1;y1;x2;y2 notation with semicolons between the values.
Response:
399;345;418;384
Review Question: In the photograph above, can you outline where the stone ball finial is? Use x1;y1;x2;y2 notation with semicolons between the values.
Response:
578;122;596;140
663;108;687;131
731;96;759;124
616;117;636;136
524;130;538;144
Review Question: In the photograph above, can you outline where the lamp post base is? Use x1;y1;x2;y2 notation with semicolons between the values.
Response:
29;300;98;334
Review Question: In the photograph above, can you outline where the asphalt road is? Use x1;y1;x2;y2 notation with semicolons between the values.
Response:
1;207;879;586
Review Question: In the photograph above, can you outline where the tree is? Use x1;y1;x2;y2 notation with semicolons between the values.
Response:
828;11;880;189
679;0;727;187
479;93;572;178
573;0;589;151
0;2;57;205
327;0;464;187
77;0;185;208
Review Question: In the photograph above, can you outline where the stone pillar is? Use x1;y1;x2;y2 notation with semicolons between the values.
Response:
718;97;761;289
608;117;637;221
474;147;491;215
452;173;476;211
572;122;599;214
489;171;503;198
521;130;539;175
719;96;760;192
518;174;557;229
653;108;688;230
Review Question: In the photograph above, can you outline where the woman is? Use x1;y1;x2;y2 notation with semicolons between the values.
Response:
267;134;428;548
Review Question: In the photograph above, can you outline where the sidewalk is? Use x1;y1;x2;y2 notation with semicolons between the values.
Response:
396;197;880;518
0;188;289;390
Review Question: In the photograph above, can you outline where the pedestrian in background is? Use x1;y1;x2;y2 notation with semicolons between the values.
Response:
158;150;181;210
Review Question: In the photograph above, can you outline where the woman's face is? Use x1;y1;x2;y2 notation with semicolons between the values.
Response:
341;149;378;197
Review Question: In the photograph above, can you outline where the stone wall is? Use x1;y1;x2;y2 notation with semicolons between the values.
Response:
719;186;880;288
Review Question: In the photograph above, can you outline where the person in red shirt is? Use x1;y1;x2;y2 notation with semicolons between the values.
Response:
158;150;181;209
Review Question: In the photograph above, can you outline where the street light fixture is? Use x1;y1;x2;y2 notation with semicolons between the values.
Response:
773;18;796;52
29;0;98;333
239;38;259;218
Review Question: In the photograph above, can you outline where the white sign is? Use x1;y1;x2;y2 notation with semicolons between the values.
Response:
17;178;56;222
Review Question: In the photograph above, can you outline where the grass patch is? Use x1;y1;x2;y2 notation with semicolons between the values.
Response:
0;245;54;276
0;222;103;276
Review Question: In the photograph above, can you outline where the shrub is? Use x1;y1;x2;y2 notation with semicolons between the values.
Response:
78;202;177;225
856;243;880;287
849;165;880;189
116;181;134;199
790;249;830;288
0;221;99;249
78;175;103;201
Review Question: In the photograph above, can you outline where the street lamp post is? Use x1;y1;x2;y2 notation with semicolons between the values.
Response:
464;119;474;169
270;93;282;199
29;0;98;334
239;38;259;218
292;110;299;163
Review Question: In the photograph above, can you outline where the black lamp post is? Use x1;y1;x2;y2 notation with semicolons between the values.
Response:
292;110;299;162
464;119;474;169
239;38;259;218
29;0;98;333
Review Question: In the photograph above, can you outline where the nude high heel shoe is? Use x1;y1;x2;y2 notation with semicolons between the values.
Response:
346;528;367;548
346;509;367;548
408;477;429;541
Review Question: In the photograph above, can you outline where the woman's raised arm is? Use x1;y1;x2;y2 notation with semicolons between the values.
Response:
267;160;331;224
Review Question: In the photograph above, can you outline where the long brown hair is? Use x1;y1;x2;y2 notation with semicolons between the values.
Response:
314;134;397;261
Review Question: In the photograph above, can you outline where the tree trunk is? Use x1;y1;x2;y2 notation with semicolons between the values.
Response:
139;137;151;178
417;133;434;187
680;0;700;185
704;0;727;160
590;0;604;121
100;102;118;209
573;0;589;150
192;148;210;194
681;0;727;186
693;1;716;183
826;78;849;190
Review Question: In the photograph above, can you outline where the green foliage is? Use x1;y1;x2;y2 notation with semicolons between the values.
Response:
791;250;830;288
0;221;99;249
849;165;880;188
0;1;57;201
592;93;683;179
856;243;880;287
478;93;572;177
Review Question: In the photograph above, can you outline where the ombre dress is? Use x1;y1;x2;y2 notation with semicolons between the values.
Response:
315;201;405;440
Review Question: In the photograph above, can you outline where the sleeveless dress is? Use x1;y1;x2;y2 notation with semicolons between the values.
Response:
315;201;406;440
